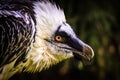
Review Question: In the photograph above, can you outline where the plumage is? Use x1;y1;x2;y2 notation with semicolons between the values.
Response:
0;0;94;80
0;8;35;67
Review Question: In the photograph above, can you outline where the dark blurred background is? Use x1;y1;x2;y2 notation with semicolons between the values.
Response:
10;0;120;80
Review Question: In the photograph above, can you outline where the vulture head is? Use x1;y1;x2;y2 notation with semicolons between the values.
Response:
0;1;95;80
24;1;94;72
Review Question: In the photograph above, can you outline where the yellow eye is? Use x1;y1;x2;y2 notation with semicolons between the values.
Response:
55;35;63;42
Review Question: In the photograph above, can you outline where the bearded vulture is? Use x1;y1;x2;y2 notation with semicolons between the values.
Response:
0;0;94;80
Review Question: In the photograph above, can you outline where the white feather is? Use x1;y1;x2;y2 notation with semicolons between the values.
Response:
24;1;72;72
33;1;66;39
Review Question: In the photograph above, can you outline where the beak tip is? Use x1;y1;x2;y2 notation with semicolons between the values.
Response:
83;44;94;60
91;48;94;58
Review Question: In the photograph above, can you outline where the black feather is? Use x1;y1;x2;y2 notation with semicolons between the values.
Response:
0;0;36;67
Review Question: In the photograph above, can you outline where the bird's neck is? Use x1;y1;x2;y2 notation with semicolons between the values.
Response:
22;38;61;72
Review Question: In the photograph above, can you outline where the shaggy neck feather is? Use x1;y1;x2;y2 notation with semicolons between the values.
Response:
21;1;67;72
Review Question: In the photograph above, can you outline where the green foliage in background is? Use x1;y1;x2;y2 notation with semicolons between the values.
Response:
61;0;120;80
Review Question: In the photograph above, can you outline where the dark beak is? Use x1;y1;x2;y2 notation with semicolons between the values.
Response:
66;37;94;62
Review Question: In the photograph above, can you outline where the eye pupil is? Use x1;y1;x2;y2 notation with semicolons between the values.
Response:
57;36;61;39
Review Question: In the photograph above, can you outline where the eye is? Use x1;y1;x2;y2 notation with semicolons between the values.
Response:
54;35;64;42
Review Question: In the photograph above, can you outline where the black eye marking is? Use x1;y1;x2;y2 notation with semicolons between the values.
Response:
55;25;61;33
54;23;70;43
55;31;69;37
54;31;70;43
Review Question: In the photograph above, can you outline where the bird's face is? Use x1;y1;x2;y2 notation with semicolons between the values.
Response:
28;1;94;72
44;22;94;64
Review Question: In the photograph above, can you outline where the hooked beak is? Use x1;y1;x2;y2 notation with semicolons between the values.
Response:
67;37;94;62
